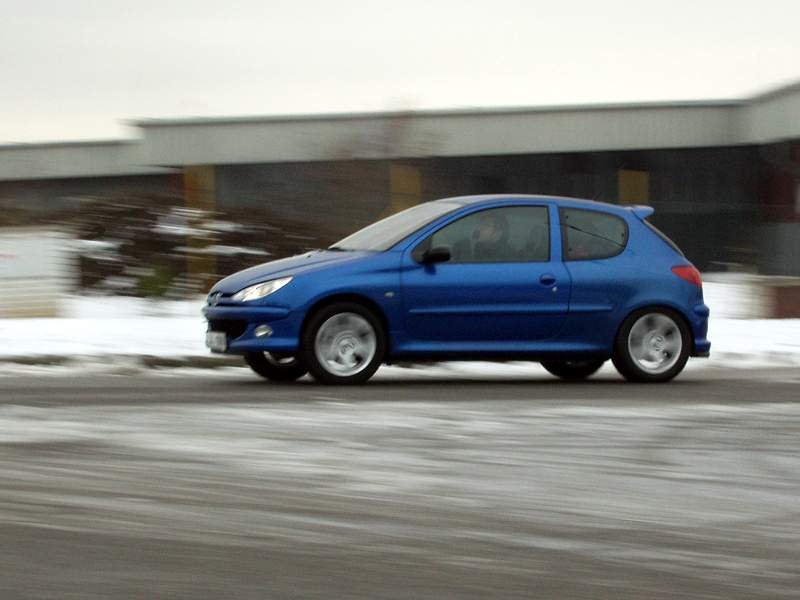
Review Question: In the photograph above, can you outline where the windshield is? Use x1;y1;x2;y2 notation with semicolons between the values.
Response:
331;201;461;251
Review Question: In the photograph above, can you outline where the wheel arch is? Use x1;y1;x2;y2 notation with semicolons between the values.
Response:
300;293;391;349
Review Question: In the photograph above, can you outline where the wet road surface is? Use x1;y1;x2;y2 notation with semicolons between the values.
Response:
1;367;799;599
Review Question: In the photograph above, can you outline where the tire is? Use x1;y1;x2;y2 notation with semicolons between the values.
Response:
244;352;308;382
612;308;690;383
541;359;605;381
301;302;386;385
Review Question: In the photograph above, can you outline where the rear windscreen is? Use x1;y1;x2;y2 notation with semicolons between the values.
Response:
644;220;684;256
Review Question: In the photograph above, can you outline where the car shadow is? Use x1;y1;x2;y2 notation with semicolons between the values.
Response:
228;373;710;389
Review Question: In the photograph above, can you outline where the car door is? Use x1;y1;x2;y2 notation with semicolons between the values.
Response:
399;204;570;350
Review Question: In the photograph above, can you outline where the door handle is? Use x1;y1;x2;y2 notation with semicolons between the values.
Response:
539;274;557;286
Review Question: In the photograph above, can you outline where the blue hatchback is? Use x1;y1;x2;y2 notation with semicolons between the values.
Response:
204;195;710;384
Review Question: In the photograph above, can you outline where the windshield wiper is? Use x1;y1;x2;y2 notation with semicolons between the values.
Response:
565;224;625;248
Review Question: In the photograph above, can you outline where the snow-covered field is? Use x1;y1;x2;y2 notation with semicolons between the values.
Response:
0;296;205;359
0;281;798;370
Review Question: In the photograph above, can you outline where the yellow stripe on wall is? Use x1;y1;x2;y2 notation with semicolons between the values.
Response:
618;169;650;204
385;164;422;216
183;165;216;290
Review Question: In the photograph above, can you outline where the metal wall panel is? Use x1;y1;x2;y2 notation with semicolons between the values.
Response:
0;141;170;181
0;229;75;317
138;105;742;166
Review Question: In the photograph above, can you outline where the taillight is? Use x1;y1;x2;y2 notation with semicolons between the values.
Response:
671;265;702;287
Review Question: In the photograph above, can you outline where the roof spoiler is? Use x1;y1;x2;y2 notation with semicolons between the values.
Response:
629;205;655;220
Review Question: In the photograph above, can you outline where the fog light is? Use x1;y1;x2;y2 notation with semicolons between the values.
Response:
254;324;273;338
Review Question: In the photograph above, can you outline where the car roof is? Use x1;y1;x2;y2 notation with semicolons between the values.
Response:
434;194;639;216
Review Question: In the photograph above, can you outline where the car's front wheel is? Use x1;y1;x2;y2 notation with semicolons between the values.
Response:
541;359;605;381
245;352;308;382
612;308;690;383
301;302;386;385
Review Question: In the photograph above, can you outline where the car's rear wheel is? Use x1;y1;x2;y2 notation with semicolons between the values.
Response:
541;359;605;381
612;308;690;383
245;352;308;382
301;302;385;385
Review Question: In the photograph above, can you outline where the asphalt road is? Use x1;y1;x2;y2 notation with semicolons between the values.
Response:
1;366;799;599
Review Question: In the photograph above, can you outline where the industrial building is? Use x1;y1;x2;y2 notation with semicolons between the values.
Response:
1;80;799;275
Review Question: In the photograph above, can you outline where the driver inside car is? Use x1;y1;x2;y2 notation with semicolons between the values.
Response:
472;212;512;261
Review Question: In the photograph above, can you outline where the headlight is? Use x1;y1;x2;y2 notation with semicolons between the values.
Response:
232;277;293;302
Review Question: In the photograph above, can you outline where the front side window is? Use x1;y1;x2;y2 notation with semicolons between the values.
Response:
560;208;628;260
422;205;550;263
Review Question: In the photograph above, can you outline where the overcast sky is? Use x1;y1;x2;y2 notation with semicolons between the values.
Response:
2;0;799;143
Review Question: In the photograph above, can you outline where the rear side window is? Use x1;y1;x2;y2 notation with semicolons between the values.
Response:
560;208;628;260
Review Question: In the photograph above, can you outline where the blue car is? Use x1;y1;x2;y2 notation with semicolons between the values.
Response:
204;195;710;384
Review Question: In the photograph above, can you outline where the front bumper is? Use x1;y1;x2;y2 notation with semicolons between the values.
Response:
202;304;302;354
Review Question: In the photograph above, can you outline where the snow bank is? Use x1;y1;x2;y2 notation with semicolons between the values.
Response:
0;282;799;369
0;296;207;358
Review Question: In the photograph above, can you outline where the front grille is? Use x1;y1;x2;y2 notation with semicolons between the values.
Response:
207;292;233;306
208;319;247;340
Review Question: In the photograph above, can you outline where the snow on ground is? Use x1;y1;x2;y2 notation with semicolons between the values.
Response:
0;281;798;370
692;278;800;368
0;295;206;358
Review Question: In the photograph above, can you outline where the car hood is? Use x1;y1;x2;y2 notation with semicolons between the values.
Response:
211;250;373;294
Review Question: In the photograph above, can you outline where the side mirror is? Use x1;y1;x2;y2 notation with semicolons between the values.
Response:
421;245;451;264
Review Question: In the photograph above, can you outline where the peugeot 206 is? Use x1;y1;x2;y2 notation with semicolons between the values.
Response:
203;195;710;384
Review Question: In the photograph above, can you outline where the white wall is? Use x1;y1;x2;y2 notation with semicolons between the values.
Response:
0;141;169;182
0;82;798;179
740;84;800;144
139;104;742;166
0;229;75;317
